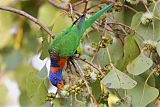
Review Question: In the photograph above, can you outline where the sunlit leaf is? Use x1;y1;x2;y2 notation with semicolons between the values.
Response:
19;92;35;107
51;13;72;35
52;98;70;107
101;67;137;89
39;29;49;60
128;76;159;107
15;64;31;91
108;94;122;107
38;3;59;27
127;53;153;75
19;92;51;107
74;99;87;107
0;10;14;49
26;70;49;105
38;64;48;79
31;80;49;105
131;12;160;40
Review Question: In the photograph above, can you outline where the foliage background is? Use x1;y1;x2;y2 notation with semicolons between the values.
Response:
0;0;160;107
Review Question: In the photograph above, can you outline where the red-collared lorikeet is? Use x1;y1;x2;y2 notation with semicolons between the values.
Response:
48;3;113;89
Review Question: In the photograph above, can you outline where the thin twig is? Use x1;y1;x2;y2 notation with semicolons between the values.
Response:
123;4;138;13
48;0;69;11
72;59;97;106
75;57;105;76
106;22;144;41
83;0;88;13
72;0;86;7
0;5;55;38
69;3;75;23
48;0;82;17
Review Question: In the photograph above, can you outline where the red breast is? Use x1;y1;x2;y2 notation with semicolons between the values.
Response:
50;67;60;73
57;57;68;68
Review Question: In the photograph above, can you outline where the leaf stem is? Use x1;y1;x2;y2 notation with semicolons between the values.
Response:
105;47;113;67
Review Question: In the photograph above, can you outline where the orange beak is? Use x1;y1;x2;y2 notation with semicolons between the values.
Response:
57;80;64;90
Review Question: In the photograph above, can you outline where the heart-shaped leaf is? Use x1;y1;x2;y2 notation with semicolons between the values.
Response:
128;76;159;107
127;53;153;75
101;67;137;89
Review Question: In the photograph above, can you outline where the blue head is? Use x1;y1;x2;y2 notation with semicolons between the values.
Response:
49;70;64;89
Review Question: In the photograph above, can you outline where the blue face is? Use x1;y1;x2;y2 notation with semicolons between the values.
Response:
49;70;62;87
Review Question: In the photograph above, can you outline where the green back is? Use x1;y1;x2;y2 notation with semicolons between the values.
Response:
48;3;113;57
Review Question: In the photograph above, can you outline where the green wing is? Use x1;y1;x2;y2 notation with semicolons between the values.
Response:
48;3;113;57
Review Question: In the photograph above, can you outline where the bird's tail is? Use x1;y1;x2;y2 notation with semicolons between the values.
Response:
79;3;113;34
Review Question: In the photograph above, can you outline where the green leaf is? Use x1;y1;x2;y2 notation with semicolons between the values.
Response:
131;12;160;40
141;72;156;87
53;96;87;107
108;94;122;107
53;98;70;107
51;13;72;35
108;37;123;65
38;2;71;35
131;12;142;29
96;37;123;67
149;2;160;17
0;10;14;49
19;92;51;107
127;53;153;75
116;35;140;71
19;92;35;107
74;99;87;107
38;64;48;79
154;20;160;41
52;99;63;107
38;3;71;35
156;41;160;57
38;3;59;27
128;76;159;107
147;102;157;107
15;64;31;91
101;67;137;89
39;29;49;60
4;49;23;71
90;80;101;101
26;70;49;105
31;80;49;105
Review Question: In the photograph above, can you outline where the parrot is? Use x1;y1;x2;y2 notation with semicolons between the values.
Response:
48;3;113;89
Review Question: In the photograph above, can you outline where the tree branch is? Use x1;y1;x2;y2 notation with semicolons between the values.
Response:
0;5;56;38
48;0;69;11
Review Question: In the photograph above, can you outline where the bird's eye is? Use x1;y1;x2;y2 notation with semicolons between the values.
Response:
54;78;57;80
